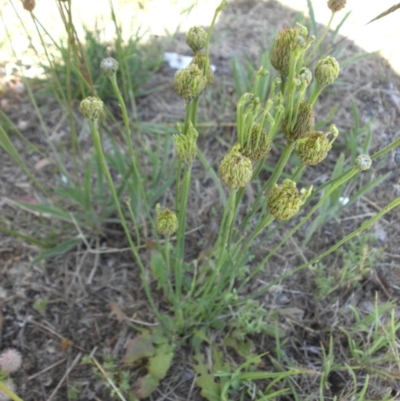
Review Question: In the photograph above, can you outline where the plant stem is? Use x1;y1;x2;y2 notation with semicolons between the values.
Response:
238;167;358;291
238;141;295;233
90;120;162;323
245;195;400;301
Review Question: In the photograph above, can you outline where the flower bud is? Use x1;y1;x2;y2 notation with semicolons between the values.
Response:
299;67;312;86
156;205;178;236
186;26;208;53
271;27;299;78
267;179;312;221
282;101;315;142
100;57;119;78
0;348;22;373
239;124;271;162
296;131;332;165
219;145;253;190
79;96;103;122
22;0;35;11
174;64;207;102
190;53;214;88
355;154;372;171
315;56;340;88
174;121;198;164
327;0;346;13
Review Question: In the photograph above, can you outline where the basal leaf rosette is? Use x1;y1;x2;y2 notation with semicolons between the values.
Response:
219;145;253;190
267;179;312;221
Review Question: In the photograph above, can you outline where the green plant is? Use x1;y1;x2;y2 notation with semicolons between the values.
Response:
2;0;400;400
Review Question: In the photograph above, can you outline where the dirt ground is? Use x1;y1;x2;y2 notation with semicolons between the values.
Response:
1;1;400;400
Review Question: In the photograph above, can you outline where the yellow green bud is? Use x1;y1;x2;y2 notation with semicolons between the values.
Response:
267;179;312;221
156;205;178;236
327;0;346;13
174;64;207;102
296;128;337;165
271;27;299;78
219;145;253;190
315;56;340;88
355;154;372;171
186;26;208;53
299;67;312;86
190;53;214;88
174;121;198;164
79;96;103;122
239;124;271;162
282;101;315;142
100;57;119;78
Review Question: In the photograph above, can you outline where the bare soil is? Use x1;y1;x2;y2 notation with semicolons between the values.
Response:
1;1;400;400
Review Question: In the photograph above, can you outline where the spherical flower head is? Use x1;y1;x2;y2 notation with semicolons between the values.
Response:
315;56;340;88
174;121;198;164
79;96;103;122
174;64;207;102
282;101;315;142
271;27;299;78
186;26;208;53
0;380;16;401
219;145;253;190
100;57;119;78
268;179;312;221
327;0;346;13
156;206;178;236
22;0;35;11
296;131;332;165
0;349;22;373
355;154;372;171
190;53;214;88
239;124;271;162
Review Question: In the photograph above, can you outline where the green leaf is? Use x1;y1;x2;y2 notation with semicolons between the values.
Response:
134;374;159;399
33;297;49;314
225;336;254;358
150;251;168;290
123;333;155;365
31;238;81;265
148;344;174;380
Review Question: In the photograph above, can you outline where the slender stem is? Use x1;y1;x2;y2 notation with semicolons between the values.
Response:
245;195;400;301
90;120;162;322
238;167;358;291
291;164;306;182
305;12;335;65
175;165;192;298
238;141;295;233
309;85;323;106
235;214;274;262
0;382;24;401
